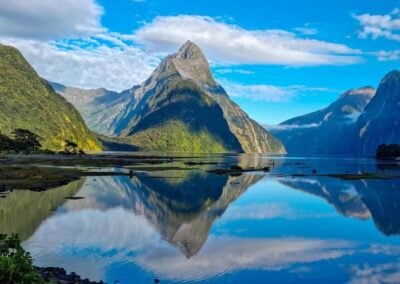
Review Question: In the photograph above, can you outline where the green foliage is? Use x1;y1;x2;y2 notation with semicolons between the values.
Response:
11;129;41;154
0;133;14;152
130;120;232;153
128;80;242;153
64;140;79;154
0;44;101;152
0;234;44;284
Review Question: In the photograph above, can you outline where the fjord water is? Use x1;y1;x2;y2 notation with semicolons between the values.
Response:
1;155;400;283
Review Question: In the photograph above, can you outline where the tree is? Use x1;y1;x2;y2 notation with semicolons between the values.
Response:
0;234;44;283
376;144;400;159
64;140;79;154
11;129;41;154
0;133;14;152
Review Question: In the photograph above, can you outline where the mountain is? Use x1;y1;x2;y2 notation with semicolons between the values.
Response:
0;44;101;151
271;86;375;155
55;41;285;153
50;83;139;136
354;70;400;155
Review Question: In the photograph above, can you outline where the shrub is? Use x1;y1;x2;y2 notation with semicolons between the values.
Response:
0;234;44;283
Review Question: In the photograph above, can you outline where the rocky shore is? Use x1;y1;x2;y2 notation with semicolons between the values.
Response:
37;267;104;284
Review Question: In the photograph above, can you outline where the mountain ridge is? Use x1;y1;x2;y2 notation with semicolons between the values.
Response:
55;41;285;153
354;69;400;155
271;86;376;155
0;44;101;151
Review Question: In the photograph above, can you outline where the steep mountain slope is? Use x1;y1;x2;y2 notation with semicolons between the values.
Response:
354;70;400;155
51;83;139;136
55;41;284;153
123;41;285;153
271;87;375;155
0;44;101;151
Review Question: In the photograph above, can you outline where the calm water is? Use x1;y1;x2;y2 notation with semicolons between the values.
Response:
1;155;400;283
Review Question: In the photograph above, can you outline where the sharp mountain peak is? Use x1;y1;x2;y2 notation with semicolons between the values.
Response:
175;40;206;60
340;86;376;99
156;40;216;87
381;69;400;85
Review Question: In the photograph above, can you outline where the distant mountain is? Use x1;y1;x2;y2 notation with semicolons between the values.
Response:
0;44;101;151
271;86;375;155
50;83;140;136
55;41;285;153
354;70;400;155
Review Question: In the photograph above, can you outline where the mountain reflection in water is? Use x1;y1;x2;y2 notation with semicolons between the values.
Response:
0;155;400;283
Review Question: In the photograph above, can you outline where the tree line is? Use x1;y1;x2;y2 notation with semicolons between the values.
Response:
0;129;82;154
376;144;400;160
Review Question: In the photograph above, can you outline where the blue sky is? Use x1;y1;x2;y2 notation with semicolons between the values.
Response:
0;0;399;124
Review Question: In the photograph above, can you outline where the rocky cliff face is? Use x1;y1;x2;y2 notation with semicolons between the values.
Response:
0;44;101;151
272;87;375;155
56;41;285;153
354;70;400;155
123;41;285;153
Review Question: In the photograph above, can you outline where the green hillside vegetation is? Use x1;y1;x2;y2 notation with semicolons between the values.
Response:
0;44;101;151
128;80;243;153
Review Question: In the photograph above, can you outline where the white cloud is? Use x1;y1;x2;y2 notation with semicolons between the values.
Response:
392;8;400;16
293;27;318;36
0;0;104;40
372;50;400;61
220;79;334;102
136;236;354;281
265;123;322;131
0;4;364;92
349;262;400;284
353;9;400;41
215;68;254;75
1;36;159;91
133;15;362;66
0;0;161;91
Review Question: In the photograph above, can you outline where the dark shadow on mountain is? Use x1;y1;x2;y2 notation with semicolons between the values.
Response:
128;81;243;152
96;134;140;151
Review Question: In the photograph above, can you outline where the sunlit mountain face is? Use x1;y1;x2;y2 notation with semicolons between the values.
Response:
0;155;399;283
